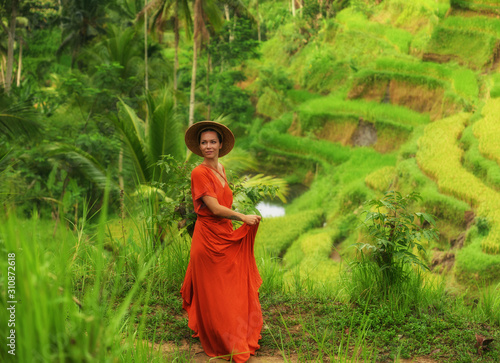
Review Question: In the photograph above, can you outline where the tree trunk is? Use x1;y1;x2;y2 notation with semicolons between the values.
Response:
0;55;5;86
174;1;179;107
188;38;198;127
144;0;149;92
256;0;261;42
5;0;18;95
118;147;125;219
16;40;23;87
189;0;202;128
291;0;296;17
206;38;211;121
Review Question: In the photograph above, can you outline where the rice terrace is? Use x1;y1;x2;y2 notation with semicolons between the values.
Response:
2;0;500;362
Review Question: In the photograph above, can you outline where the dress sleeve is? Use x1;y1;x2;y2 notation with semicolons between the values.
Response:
191;167;217;213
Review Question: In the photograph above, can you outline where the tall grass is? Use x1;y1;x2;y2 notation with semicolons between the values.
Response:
0;206;160;362
0;182;194;362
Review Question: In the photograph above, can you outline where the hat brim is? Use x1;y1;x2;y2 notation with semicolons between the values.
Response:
185;121;235;158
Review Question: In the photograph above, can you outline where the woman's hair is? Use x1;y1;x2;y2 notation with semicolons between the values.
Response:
198;128;223;144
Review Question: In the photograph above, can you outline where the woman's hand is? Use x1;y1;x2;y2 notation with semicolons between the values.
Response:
242;214;262;226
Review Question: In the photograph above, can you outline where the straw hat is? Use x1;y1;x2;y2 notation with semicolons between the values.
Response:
185;121;235;158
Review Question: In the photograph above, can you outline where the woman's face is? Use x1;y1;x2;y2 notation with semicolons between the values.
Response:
199;131;222;159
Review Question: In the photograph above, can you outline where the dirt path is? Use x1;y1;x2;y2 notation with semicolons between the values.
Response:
156;340;439;362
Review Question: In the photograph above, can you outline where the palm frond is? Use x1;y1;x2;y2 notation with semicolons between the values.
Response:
114;100;150;183
223;147;257;174
0;94;40;139
44;142;118;192
146;89;184;164
241;173;289;203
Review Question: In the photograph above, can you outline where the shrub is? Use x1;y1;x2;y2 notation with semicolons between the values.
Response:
355;191;438;283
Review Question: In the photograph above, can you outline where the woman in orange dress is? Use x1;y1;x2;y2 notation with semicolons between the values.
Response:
181;121;263;362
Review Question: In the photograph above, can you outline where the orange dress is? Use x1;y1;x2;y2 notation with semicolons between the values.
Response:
180;164;263;363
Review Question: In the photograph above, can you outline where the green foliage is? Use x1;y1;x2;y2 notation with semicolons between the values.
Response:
425;26;498;69
462;125;500;191
333;8;413;67
455;238;500;285
209;17;260;68
373;57;479;102
256;210;325;257
451;0;500;15
365;166;396;192
293;43;351;94
355;191;438;285
490;73;500;98
298;96;430;128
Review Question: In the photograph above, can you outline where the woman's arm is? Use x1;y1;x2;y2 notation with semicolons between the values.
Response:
202;196;261;226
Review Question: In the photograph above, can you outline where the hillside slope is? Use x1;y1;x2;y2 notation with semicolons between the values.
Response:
249;0;500;288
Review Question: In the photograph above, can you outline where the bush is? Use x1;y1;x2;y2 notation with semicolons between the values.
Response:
354;191;438;285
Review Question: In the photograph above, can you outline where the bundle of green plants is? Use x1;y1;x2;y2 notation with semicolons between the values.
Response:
425;26;498;69
346;191;438;307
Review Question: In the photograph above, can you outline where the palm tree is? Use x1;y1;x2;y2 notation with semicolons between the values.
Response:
113;88;184;187
85;24;143;94
142;0;192;106
0;91;40;139
0;0;19;94
188;0;223;127
57;0;111;68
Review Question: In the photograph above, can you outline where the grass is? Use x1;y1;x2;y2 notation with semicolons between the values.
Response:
425;26;498;69
255;209;325;257
474;98;500;167
452;0;500;15
462;124;500;191
373;57;479;102
2;201;500;362
417;112;500;254
442;15;500;38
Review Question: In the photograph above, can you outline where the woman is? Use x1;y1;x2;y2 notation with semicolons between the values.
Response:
181;121;263;362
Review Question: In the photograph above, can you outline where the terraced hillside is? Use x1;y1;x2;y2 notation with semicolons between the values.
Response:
248;0;500;288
